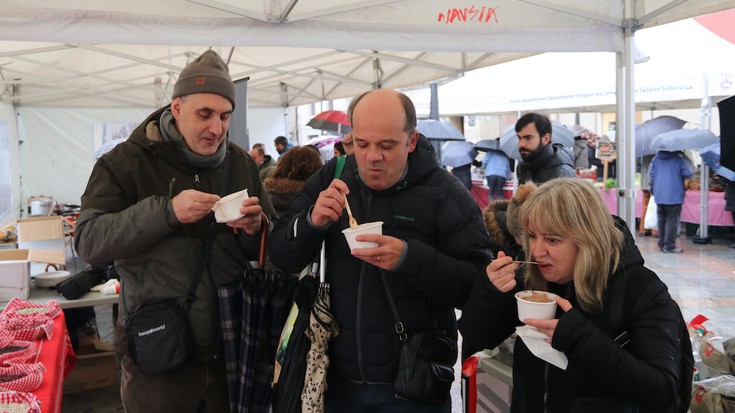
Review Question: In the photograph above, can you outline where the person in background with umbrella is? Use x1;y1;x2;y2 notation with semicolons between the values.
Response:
275;135;294;155
268;88;493;413
481;148;510;201
515;113;576;184
649;150;693;253
451;160;481;190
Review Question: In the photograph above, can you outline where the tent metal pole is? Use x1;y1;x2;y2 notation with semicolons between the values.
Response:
695;80;713;244
616;1;637;236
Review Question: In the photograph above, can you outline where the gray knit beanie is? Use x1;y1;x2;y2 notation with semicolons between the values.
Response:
173;50;236;108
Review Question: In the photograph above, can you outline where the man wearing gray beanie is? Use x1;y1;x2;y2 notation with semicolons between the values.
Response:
75;49;276;413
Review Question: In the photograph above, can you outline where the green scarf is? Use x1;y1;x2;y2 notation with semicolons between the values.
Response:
159;109;227;168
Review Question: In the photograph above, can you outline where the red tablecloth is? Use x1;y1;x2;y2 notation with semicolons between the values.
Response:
31;311;75;413
471;180;513;211
598;189;733;227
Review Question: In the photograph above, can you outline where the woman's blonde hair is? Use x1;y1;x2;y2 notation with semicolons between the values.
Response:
518;178;623;312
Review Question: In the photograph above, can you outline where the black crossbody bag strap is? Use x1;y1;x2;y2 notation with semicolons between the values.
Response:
183;151;231;311
379;269;407;342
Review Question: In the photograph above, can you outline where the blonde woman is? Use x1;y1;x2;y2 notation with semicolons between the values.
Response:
460;178;691;412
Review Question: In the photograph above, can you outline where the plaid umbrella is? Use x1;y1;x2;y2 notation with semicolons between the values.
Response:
301;243;339;413
217;225;296;413
307;110;351;134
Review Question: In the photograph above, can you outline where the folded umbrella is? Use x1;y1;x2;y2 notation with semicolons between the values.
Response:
272;269;318;413
649;128;719;152
301;243;339;413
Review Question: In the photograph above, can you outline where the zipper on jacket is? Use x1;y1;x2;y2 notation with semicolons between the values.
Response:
168;178;176;198
355;193;374;383
543;363;549;412
194;172;200;189
356;262;367;383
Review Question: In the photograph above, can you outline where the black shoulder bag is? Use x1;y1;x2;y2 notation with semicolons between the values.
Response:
125;153;230;376
378;269;457;405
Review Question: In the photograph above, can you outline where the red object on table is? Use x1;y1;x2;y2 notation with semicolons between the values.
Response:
31;311;76;413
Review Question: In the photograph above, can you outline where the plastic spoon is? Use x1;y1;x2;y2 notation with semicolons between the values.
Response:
343;194;359;229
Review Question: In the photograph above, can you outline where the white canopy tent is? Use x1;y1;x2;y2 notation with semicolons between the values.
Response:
1;0;735;229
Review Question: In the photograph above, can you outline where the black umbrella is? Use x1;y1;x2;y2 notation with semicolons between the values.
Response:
718;95;735;171
271;269;318;413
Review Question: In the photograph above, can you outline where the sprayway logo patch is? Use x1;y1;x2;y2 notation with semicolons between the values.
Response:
138;324;166;337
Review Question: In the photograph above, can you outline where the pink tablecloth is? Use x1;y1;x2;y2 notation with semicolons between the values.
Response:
598;189;733;227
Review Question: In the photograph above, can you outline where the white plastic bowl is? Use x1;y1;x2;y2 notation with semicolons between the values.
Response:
342;221;383;251
212;189;249;223
515;290;558;322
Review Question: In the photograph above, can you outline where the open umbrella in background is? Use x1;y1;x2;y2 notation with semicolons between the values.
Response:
301;242;339;413
417;119;465;161
416;119;465;141
498;121;574;160
649;128;719;152
718;95;735;171
304;135;343;163
474;138;500;151
307;110;351;134
700;143;735;181
634;115;687;156
440;141;478;168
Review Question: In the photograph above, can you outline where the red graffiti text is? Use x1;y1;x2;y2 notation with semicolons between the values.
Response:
438;5;500;24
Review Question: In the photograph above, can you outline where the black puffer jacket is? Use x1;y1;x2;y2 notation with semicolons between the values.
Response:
75;106;276;357
460;217;688;412
517;143;576;184
268;136;493;383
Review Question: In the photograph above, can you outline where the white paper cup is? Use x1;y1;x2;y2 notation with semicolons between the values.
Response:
515;290;558;322
213;189;249;222
342;221;383;251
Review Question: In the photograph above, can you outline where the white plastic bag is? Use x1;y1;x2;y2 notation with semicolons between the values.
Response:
644;195;658;230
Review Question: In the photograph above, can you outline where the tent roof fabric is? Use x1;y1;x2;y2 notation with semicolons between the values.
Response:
1;0;734;108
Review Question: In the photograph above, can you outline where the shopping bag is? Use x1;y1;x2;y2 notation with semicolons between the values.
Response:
644;195;658;230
